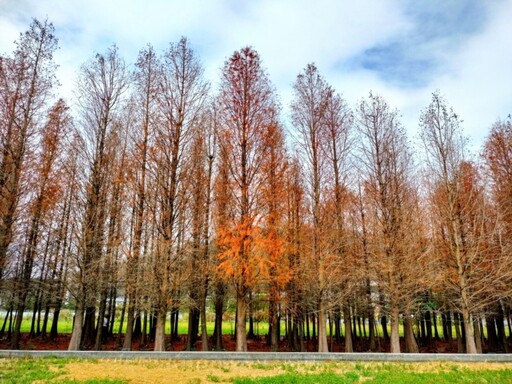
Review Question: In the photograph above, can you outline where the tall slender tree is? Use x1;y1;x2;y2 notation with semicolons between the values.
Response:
122;44;159;351
483;118;512;352
419;91;483;353
284;157;306;351
484;118;512;248
151;37;208;351
217;47;279;351
355;92;420;353
11;99;71;348
260;116;290;351
0;19;58;282
321;89;354;351
68;45;127;350
212;133;232;351
291;63;330;352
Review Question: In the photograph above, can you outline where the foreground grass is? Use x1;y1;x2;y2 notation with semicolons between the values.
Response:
1;358;512;384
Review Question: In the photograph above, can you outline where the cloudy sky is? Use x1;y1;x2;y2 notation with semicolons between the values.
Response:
1;0;511;151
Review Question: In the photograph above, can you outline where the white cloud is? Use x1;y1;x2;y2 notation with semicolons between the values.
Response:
0;0;510;153
431;1;512;149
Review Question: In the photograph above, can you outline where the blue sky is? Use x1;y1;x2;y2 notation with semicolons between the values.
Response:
353;1;489;87
1;0;511;151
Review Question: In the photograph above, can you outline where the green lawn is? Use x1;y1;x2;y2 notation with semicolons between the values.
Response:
2;310;508;340
0;310;278;336
233;369;512;384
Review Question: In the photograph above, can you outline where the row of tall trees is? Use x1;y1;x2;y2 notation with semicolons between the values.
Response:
1;19;511;354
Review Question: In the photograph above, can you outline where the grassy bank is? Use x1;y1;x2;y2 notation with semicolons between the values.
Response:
1;358;512;384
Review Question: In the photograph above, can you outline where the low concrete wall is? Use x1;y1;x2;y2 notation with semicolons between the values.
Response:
1;350;512;362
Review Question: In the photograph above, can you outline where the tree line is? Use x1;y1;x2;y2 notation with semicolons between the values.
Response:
1;19;511;354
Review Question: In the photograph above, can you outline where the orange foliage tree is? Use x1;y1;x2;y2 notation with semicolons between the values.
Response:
216;47;280;351
259;117;290;351
11;99;71;348
0;19;58;281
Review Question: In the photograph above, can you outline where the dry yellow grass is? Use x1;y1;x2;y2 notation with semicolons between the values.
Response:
58;360;286;383
53;360;512;383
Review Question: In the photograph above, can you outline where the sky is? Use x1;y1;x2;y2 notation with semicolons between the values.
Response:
1;0;511;152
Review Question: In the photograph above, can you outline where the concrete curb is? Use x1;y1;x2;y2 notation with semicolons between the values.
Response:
1;350;512;362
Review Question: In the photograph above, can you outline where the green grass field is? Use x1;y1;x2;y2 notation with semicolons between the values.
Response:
1;310;265;336
2;309;508;340
0;309;379;336
1;358;512;384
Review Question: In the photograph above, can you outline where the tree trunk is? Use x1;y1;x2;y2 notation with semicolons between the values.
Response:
454;312;465;353
328;313;334;352
441;311;451;341
334;307;341;344
171;307;179;341
213;282;224;350
419;312;426;344
291;313;304;352
404;315;418;353
154;309;167;351
312;313;317;342
116;295;127;347
122;297;135;350
186;306;200;350
7;309;13;339
318;300;329;352
462;309;477;354
30;292;41;337
485;314;497;352
433;311;440;340
368;309;376;351
0;304;12;336
94;293;108;350
82;306;96;348
298;316;305;352
343;306;353;352
269;297;279;351
286;313;292;346
50;305;62;340
390;304;400;353
150;311;157;341
248;312;255;339
140;310;148;346
352;311;357;340
306;314;310;341
497;303;507;352
235;293;247;351
133;313;141;343
41;305;50;339
213;307;223;350
200;298;208;351
68;302;84;350
12;300;27;349
425;310;433;345
505;304;512;341
381;314;389;341
12;227;42;348
474;316;483;353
